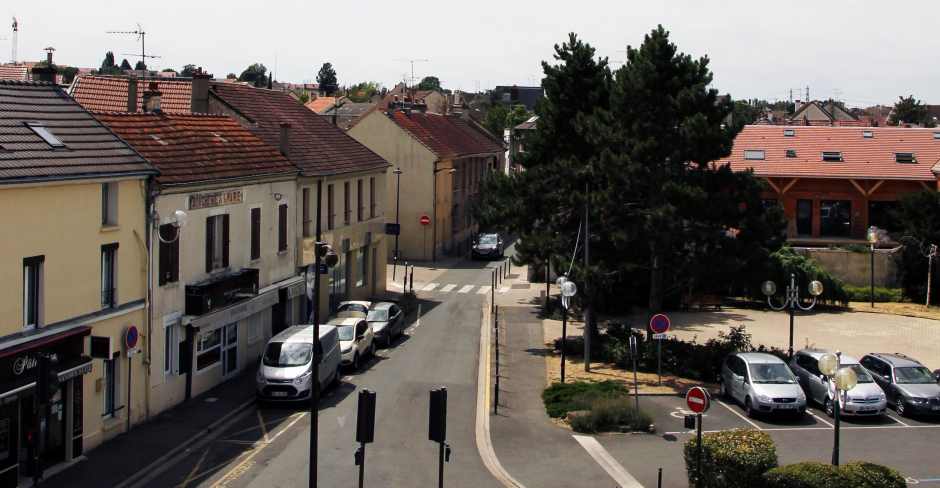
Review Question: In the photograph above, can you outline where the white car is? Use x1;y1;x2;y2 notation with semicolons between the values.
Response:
327;317;375;370
336;301;370;318
256;325;341;401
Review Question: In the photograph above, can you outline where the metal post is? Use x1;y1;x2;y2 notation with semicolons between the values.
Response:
788;301;795;359
561;305;567;383
695;414;703;488
546;259;550;299
832;353;841;466
33;359;41;487
658;467;663;488
358;443;366;488
584;183;591;372
788;273;796;359
929;245;936;309
395;170;401;271
310;180;323;488
494;306;499;414
403;262;406;290
127;354;133;433
491;269;495;312
870;244;875;308
409;265;414;293
658;337;662;386
438;441;445;488
393;255;397;281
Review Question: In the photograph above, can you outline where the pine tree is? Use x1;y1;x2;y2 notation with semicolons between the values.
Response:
120;59;132;71
317;63;338;95
101;51;115;70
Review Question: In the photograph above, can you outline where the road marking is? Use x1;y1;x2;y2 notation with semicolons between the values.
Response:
498;286;510;293
440;284;457;293
417;304;422;326
458;285;474;293
888;414;910;427
389;282;403;289
806;410;833;428
666;424;940;435
477;286;492;294
257;411;269;443
179;448;210;488
715;400;763;430
573;435;644;488
421;283;439;291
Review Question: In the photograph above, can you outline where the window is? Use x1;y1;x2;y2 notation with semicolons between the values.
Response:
369;177;376;218
101;183;119;225
102;352;121;419
23;256;44;331
196;328;223;372
356;246;367;287
101;244;118;308
250;207;261;261
26;122;66;148
783;129;795;137
344;181;351;224
206;215;230;272
785;149;797;158
820;200;852;237
278;204;288;252
744;150;765;160
357;179;364;222
895;152;916;164
327;184;335;230
302;188;311;237
164;318;179;377
821;151;843;162
158;224;180;286
934;132;940;140
862;130;874;138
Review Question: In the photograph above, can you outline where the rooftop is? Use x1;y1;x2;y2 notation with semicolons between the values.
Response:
69;75;193;114
381;108;496;158
0;64;29;82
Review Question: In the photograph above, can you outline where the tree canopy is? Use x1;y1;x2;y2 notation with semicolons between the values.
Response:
120;59;132;71
889;189;940;302
180;64;197;77
418;76;442;92
101;52;115;70
317;63;339;95
297;91;310;104
888;95;933;127
347;81;382;103
134;60;146;71
238;63;269;88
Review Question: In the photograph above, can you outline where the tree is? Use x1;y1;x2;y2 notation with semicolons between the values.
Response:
238;63;268;88
317;63;338;95
889;189;940;303
418;76;442;92
226;72;237;79
297;90;310;104
180;64;197;77
120;59;132;71
888;95;932;127
101;51;116;70
347;81;382;103
483;105;509;137
134;60;146;71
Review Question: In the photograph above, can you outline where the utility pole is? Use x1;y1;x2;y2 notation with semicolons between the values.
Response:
310;180;322;488
11;16;17;65
584;183;591;372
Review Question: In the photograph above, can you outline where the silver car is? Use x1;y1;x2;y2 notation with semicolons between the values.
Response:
720;352;807;418
256;325;341;401
791;349;887;418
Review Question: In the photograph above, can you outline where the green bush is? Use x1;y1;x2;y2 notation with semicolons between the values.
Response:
683;429;778;488
763;461;905;488
567;394;655;433
840;461;906;488
843;285;903;303
540;381;627;418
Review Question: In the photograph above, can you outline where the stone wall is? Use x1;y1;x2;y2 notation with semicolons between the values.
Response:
795;247;899;288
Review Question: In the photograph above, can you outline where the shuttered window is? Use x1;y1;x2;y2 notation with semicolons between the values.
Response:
357;179;364;222
158;224;180;285
250;207;261;260
278;204;288;252
221;214;230;268
344;181;351;225
206;215;229;272
205;216;214;272
302;188;311;237
369;177;376;218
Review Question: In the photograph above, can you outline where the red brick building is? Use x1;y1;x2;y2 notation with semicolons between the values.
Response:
716;126;940;244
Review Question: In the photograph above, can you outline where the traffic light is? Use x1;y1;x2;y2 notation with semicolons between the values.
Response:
428;387;447;443
38;355;59;405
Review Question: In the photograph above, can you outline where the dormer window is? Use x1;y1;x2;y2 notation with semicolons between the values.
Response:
785;150;797;158
783;129;795;137
744;150;765;160
895;152;916;164
26;122;66;148
822;151;843;162
862;131;873;138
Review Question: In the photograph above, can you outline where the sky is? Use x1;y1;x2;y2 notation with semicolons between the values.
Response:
6;1;938;109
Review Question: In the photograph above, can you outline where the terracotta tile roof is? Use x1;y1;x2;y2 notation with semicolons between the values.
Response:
306;96;341;114
93;112;298;185
208;82;390;176
446;115;506;153
0;64;29;81
715;125;940;181
382;108;496;158
0;80;156;182
69;75;193;113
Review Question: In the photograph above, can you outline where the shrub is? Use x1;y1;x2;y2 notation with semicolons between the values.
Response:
763;461;905;488
567;394;655;433
842;285;903;303
683;429;778;488
541;381;627;418
840;461;906;488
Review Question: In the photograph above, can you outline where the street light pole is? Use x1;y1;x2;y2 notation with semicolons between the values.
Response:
867;226;879;308
310;180;322;488
818;351;857;467
763;274;823;358
432;166;456;263
393;168;402;279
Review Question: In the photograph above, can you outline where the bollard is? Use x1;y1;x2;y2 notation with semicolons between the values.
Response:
409;266;414;293
658;468;663;488
403;262;407;289
508;260;511;276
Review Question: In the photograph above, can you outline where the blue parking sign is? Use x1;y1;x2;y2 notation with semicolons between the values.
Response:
385;223;401;236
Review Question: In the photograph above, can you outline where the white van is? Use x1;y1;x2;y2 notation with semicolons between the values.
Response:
256;325;341;401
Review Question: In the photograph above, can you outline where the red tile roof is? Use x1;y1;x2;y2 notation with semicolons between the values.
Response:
446;115;505;153
93;112;298;185
208;82;389;176
306;96;341;114
0;64;29;81
382;109;496;158
69;76;193;113
715;125;940;181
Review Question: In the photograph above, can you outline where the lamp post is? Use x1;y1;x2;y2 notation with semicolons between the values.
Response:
762;274;823;358
818;351;857;466
393;167;402;280
867;226;879;308
431;166;457;263
557;275;577;383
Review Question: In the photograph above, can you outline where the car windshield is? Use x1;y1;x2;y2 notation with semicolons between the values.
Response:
367;309;388;322
337;325;355;341
749;363;796;383
895;366;937;384
339;304;368;314
262;342;312;367
847;364;873;383
479;235;497;245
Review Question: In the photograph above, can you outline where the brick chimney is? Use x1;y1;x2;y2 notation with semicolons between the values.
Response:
127;74;139;112
461;102;470;120
413;99;427;115
31;50;57;84
143;82;162;113
191;67;212;113
279;123;291;158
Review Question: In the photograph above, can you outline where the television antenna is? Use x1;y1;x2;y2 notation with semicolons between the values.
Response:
394;58;427;87
107;24;159;71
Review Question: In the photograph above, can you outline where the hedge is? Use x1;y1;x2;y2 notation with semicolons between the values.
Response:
843;285;903;303
683;429;778;488
763;461;905;488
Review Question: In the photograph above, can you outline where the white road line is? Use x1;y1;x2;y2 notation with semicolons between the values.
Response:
573;435;644;488
458;285;474;293
440;284;457;293
498;286;510;293
888;413;910;427
477;286;492;294
667;424;940;435
416;304;422;326
421;283;439;291
716;400;763;430
389;281;403;289
806;410;833;427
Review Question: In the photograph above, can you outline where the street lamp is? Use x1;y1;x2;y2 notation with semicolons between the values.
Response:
431;166;457;263
154;210;187;243
867;226;879;308
818;351;857;466
557;275;577;383
762;274;823;358
393;167;402;280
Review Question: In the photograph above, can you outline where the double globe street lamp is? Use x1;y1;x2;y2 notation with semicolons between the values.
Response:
817;351;857;467
556;275;577;383
762;274;823;358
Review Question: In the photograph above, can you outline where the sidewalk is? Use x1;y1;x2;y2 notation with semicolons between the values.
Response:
43;370;257;488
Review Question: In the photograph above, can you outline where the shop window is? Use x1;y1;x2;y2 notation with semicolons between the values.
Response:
101;244;118;308
356;246;367;287
23;255;44;331
820;200;852;237
103;352;121;419
206;214;230;272
164;321;179;377
196;329;222;372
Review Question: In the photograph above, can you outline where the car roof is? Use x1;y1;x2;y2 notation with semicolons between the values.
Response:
479;233;499;237
325;317;363;327
794;349;860;364
271;325;336;343
734;352;787;364
866;353;923;368
370;302;396;310
339;301;371;308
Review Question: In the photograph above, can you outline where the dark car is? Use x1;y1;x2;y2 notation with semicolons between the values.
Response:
472;234;504;260
367;302;405;346
858;353;940;417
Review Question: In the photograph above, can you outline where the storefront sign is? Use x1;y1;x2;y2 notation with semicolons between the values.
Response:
185;290;279;333
58;362;93;382
285;281;305;299
187;189;243;210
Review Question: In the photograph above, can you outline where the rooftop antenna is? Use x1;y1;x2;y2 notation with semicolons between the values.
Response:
107;24;156;71
394;58;427;88
11;16;17;65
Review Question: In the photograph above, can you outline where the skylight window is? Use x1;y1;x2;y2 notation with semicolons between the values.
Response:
862;131;873;138
783;129;795;137
149;134;168;146
26;122;65;148
821;151;843;162
934;132;940;140
744;150;765;160
895;152;916;164
210;132;229;142
785;150;797;158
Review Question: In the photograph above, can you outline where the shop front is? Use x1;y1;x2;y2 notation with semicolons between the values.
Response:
0;326;92;486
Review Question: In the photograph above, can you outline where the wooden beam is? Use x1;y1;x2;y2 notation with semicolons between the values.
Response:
849;179;866;195
867;180;885;196
764;178;781;194
921;180;932;190
781;178;800;194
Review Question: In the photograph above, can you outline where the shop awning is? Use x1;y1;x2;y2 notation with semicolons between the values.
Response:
182;287;279;333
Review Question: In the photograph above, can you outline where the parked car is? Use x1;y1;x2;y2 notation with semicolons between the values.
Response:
256;325;340;401
472;233;504;260
859;353;940;417
790;349;886;418
368;302;405;346
336;301;370;318
327;317;375;370
720;352;807;418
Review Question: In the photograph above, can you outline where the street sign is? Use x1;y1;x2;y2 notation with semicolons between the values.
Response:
650;314;670;334
420;215;431;226
652;333;667;340
319;263;328;274
89;336;112;359
686;387;711;414
125;326;139;349
126;348;140;358
385;223;401;236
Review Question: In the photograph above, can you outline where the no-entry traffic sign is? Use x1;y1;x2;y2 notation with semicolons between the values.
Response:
686;386;711;414
650;314;670;334
420;215;431;226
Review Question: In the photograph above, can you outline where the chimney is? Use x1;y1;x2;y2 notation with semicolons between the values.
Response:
31;49;57;84
509;85;519;103
461;102;470;120
386;102;396;120
279;123;291;158
142;82;162;113
414;101;427;115
190;67;212;113
127;74;139;112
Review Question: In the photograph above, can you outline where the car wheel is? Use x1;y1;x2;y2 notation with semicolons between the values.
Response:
370;342;376;358
352;353;360;370
896;396;907;417
720;381;729;399
824;397;835;418
745;397;756;418
332;367;340;387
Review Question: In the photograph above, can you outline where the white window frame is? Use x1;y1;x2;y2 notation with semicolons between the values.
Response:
23;260;44;331
163;312;181;378
744;150;765;160
211;214;225;270
103;352;122;420
196;328;223;373
102;182;119;226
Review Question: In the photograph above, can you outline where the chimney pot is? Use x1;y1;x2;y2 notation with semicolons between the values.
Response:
387;102;396;120
127;74;139;112
279;123;291;158
190;71;212;113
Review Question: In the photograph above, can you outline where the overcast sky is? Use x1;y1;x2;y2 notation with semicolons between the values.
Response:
7;1;937;108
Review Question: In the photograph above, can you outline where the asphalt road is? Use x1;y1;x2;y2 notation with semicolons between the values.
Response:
142;256;506;488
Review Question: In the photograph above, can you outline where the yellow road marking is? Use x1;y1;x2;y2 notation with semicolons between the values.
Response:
179;448;210;488
219;413;297;439
211;412;307;487
257;410;269;443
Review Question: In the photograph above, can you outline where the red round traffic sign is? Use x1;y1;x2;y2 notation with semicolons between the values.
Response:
686;387;711;414
650;314;670;334
126;326;139;349
420;215;431;226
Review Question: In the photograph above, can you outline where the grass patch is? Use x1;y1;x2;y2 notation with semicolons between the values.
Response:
541;381;627;418
541;381;653;433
